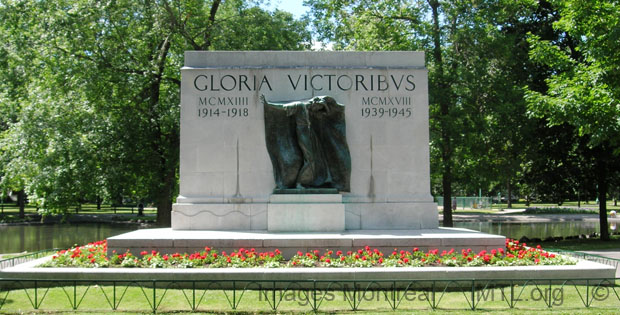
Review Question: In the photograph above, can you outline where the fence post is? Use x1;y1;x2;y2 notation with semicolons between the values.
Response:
471;280;475;310
431;281;436;309
73;281;77;309
192;281;196;311
34;280;38;309
113;282;117;310
232;281;236;310
510;280;514;308
152;280;156;313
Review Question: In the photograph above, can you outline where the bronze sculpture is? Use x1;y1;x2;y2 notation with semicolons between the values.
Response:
262;95;351;192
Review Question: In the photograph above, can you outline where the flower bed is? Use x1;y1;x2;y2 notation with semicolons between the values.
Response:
40;239;575;268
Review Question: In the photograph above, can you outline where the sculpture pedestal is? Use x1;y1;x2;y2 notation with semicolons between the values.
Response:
267;194;345;232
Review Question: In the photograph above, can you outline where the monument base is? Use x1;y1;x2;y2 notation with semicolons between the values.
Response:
171;200;438;230
107;227;505;259
267;194;345;232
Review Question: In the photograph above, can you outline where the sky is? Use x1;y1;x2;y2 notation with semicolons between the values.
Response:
262;0;309;19
261;0;334;50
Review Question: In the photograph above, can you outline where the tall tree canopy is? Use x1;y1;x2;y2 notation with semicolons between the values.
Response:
525;0;620;240
307;0;544;225
0;0;310;225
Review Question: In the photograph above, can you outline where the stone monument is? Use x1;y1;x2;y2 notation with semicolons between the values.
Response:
172;51;438;231
108;51;505;256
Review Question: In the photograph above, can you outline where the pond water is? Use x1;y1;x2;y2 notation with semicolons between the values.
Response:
455;221;606;240
0;223;141;254
0;221;612;254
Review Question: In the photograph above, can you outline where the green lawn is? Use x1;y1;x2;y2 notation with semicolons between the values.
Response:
538;235;620;251
493;200;620;211
0;282;619;313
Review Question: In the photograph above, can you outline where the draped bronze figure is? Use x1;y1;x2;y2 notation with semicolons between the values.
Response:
262;95;351;192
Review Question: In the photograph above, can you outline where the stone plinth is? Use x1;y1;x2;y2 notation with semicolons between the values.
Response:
267;194;345;232
107;227;505;259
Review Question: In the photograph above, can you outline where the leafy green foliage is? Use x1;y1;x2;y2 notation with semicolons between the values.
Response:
0;0;310;224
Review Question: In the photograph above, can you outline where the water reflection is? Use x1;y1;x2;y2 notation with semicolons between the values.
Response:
0;224;140;253
455;221;601;239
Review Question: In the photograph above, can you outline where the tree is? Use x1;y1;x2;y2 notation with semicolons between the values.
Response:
525;0;620;240
308;0;542;224
0;0;310;225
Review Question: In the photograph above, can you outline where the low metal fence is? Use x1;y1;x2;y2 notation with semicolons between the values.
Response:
436;197;493;209
0;278;618;312
550;249;620;271
0;249;59;270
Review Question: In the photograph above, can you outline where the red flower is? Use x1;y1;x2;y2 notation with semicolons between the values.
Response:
140;251;148;256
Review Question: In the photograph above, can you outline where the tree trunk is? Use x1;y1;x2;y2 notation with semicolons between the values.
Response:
156;196;172;226
596;157;610;241
442;172;453;226
507;179;512;208
428;0;453;227
156;166;176;226
17;190;25;219
525;195;530;207
96;196;102;210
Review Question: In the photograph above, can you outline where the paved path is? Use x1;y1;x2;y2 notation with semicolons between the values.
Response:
582;250;620;260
